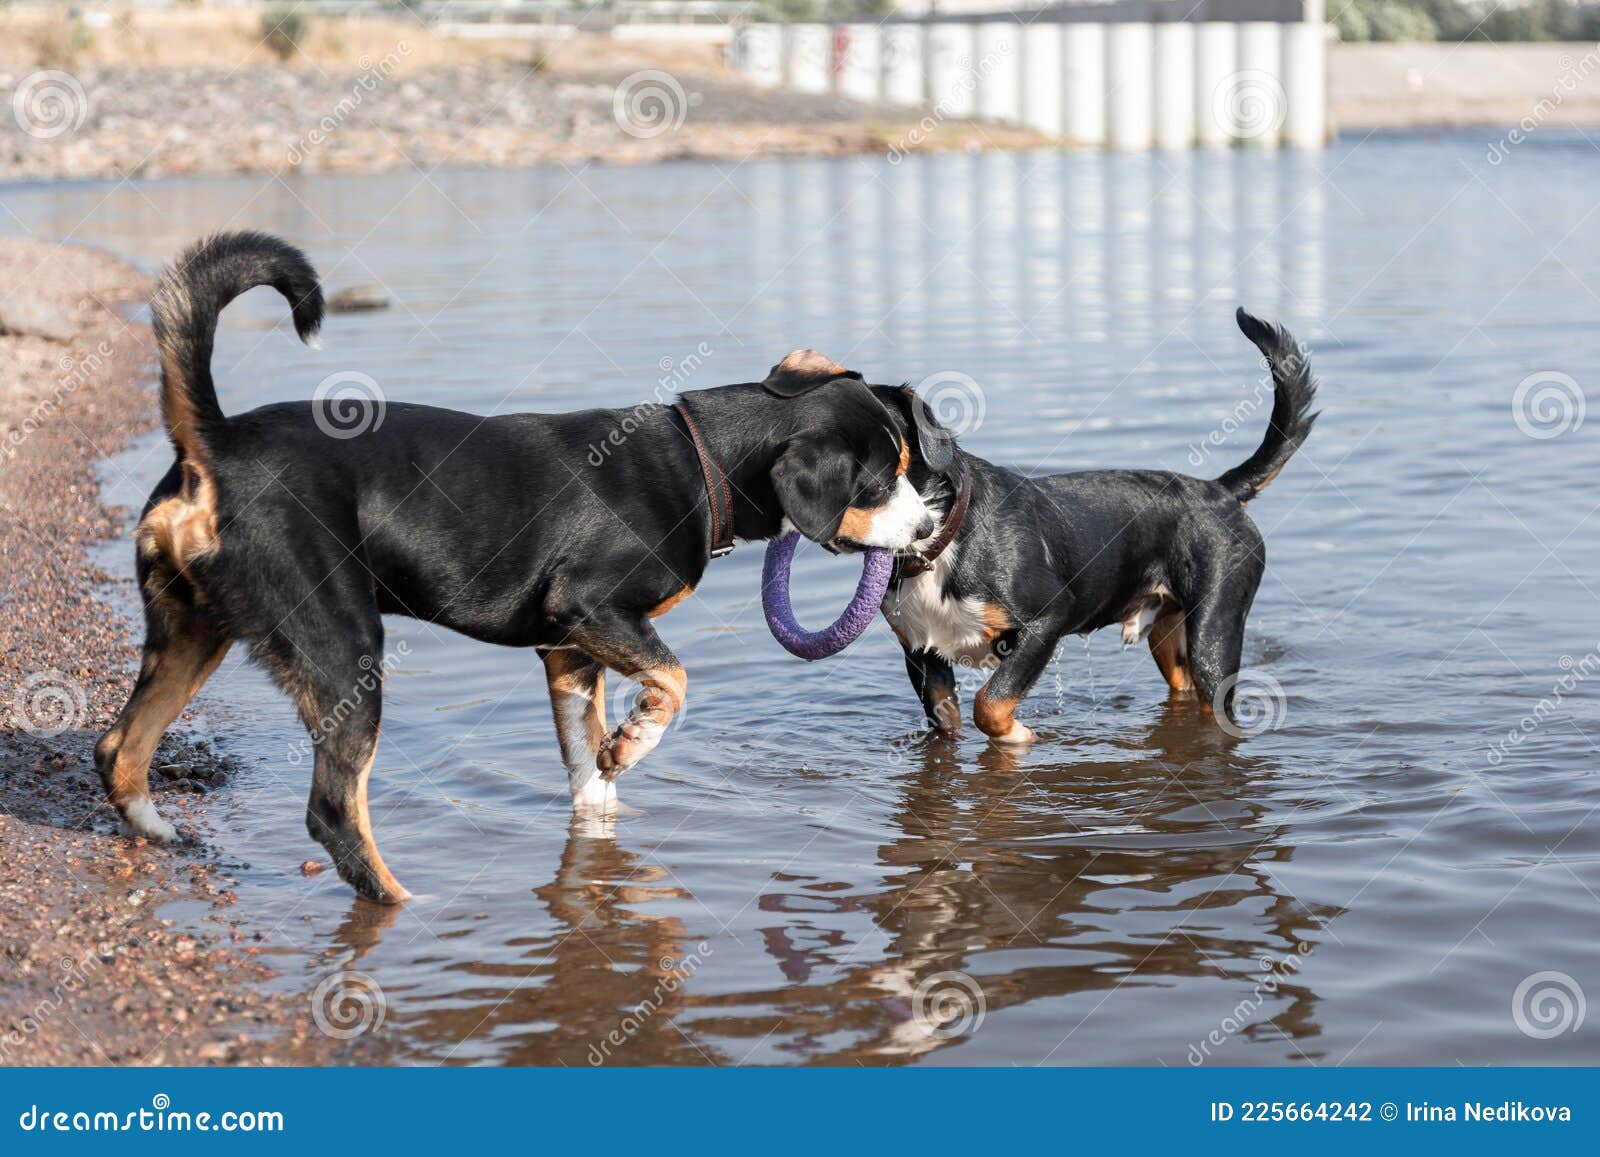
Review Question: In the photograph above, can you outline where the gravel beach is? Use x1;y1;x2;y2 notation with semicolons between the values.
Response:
0;240;340;1065
0;9;1044;184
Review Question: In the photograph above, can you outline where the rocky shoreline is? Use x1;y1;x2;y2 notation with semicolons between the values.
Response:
0;62;1042;184
0;239;336;1064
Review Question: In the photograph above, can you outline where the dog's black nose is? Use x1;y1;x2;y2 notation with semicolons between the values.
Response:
915;515;937;540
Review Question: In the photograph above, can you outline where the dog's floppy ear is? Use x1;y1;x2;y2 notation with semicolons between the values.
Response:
769;430;849;543
895;385;958;473
762;349;864;398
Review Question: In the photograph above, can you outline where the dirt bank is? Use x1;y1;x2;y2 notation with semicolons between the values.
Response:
0;239;338;1064
0;11;1042;183
1330;41;1600;131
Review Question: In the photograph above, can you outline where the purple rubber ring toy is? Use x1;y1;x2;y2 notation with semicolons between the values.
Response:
762;531;894;661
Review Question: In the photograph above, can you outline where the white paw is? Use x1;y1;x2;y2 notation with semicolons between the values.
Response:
992;722;1037;747
570;773;618;812
121;798;178;844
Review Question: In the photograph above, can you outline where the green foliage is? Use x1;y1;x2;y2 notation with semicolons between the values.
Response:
762;0;894;19
261;9;310;61
1339;0;1600;43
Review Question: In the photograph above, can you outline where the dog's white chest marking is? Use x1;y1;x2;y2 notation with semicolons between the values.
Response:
882;546;996;668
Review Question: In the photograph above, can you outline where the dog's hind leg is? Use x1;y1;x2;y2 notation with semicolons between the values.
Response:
542;649;612;809
1185;569;1259;724
1147;611;1193;695
261;590;407;903
304;705;405;903
95;597;229;843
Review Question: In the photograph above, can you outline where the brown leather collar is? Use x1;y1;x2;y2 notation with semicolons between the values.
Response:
896;460;971;580
674;401;735;559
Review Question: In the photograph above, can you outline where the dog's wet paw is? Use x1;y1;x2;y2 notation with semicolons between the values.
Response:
596;718;664;780
989;723;1037;747
120;798;180;844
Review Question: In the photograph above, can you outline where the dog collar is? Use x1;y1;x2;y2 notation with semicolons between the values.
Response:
674;401;736;559
896;460;971;580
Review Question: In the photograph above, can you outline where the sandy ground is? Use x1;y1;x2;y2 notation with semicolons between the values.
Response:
0;240;340;1064
1330;42;1600;131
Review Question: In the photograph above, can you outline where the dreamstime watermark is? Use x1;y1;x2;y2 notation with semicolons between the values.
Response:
885;43;1012;163
586;342;714;466
1486;43;1600;164
11;70;88;140
312;370;386;439
1186;942;1315;1064
10;670;88;738
2;340;117;462
1511;370;1584;439
0;951;102;1062
1512;970;1585;1039
286;42;411;166
914;370;986;441
586;942;713;1065
608;671;691;740
1213;670;1288;739
911;970;986;1040
310;970;386;1039
1185;346;1311;470
1211;69;1287;143
612;70;695;140
17;1093;283;1134
286;641;411;765
1485;644;1600;767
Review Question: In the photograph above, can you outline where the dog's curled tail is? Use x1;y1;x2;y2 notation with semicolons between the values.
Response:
151;231;323;468
1216;308;1320;503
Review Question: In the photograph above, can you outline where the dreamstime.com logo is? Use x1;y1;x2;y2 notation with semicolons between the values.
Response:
914;370;986;441
10;670;88;738
587;943;713;1065
11;70;88;139
608;673;691;741
1211;69;1287;142
1512;970;1585;1040
1485;43;1600;164
2;340;117;461
612;70;695;139
0;951;101;1062
287;42;411;166
17;1094;283;1134
287;642;411;765
587;342;714;466
310;970;387;1039
886;42;1011;162
911;971;986;1040
1187;942;1315;1064
1485;645;1600;766
1511;370;1584;439
313;370;386;439
1213;670;1288;738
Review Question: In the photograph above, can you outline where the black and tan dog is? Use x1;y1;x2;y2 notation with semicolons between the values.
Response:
95;231;950;902
882;309;1319;742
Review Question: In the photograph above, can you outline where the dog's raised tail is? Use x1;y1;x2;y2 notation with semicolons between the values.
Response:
151;231;323;468
1215;308;1319;503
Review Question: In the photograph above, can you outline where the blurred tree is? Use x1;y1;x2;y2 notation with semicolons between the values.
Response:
1335;0;1600;42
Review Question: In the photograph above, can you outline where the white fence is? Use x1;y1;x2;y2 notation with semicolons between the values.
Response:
730;8;1327;149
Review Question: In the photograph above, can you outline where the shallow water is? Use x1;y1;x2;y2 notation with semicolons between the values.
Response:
9;132;1600;1065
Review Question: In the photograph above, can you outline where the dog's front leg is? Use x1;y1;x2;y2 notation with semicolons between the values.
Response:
972;617;1070;747
559;611;686;786
542;649;612;809
902;645;962;737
